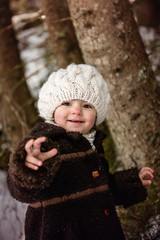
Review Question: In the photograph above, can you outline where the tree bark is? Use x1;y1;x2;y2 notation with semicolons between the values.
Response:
40;0;84;68
67;0;160;171
0;0;39;146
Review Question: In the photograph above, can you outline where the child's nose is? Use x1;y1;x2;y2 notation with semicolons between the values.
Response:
71;106;82;115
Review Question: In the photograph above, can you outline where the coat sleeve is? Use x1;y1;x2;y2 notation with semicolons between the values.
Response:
7;135;62;203
108;167;147;208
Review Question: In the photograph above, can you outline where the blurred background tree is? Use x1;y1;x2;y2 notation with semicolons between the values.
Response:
0;0;39;169
40;0;84;68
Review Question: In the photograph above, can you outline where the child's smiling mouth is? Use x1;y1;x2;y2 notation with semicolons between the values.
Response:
68;120;84;124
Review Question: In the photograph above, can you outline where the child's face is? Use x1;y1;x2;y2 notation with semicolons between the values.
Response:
54;100;96;134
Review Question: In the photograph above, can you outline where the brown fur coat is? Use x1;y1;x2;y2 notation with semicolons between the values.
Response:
7;122;147;240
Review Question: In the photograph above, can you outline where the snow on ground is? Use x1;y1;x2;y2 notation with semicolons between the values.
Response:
0;170;27;240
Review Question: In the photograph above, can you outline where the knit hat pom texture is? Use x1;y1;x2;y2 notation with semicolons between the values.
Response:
38;64;110;125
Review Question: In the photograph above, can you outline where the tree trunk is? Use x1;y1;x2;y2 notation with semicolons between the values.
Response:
133;0;160;28
0;0;39;146
40;0;84;68
67;0;160;171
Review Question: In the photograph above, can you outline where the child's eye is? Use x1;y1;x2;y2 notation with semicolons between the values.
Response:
62;101;70;106
83;104;92;109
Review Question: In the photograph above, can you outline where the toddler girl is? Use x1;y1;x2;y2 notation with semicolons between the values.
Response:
7;64;153;240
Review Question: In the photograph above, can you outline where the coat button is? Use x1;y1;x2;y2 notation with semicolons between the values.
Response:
104;209;110;216
92;171;100;178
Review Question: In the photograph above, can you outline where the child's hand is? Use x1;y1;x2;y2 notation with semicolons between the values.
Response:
25;137;58;170
139;167;154;186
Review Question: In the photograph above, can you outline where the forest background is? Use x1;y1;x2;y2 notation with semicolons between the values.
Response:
0;0;160;239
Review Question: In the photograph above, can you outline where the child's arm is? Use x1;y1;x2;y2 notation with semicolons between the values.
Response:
139;167;154;186
7;135;61;199
25;137;58;170
108;168;148;208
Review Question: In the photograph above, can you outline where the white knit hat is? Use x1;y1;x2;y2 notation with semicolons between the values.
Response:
37;64;110;125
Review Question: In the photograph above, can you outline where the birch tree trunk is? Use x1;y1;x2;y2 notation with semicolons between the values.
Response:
0;0;39;146
67;0;160;171
40;0;84;68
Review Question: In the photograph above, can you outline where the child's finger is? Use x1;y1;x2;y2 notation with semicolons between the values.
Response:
31;137;47;156
144;170;154;176
25;161;39;170
142;179;152;186
42;148;58;161
140;168;154;179
25;155;43;167
25;139;34;154
141;173;153;181
140;167;154;174
33;137;46;150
